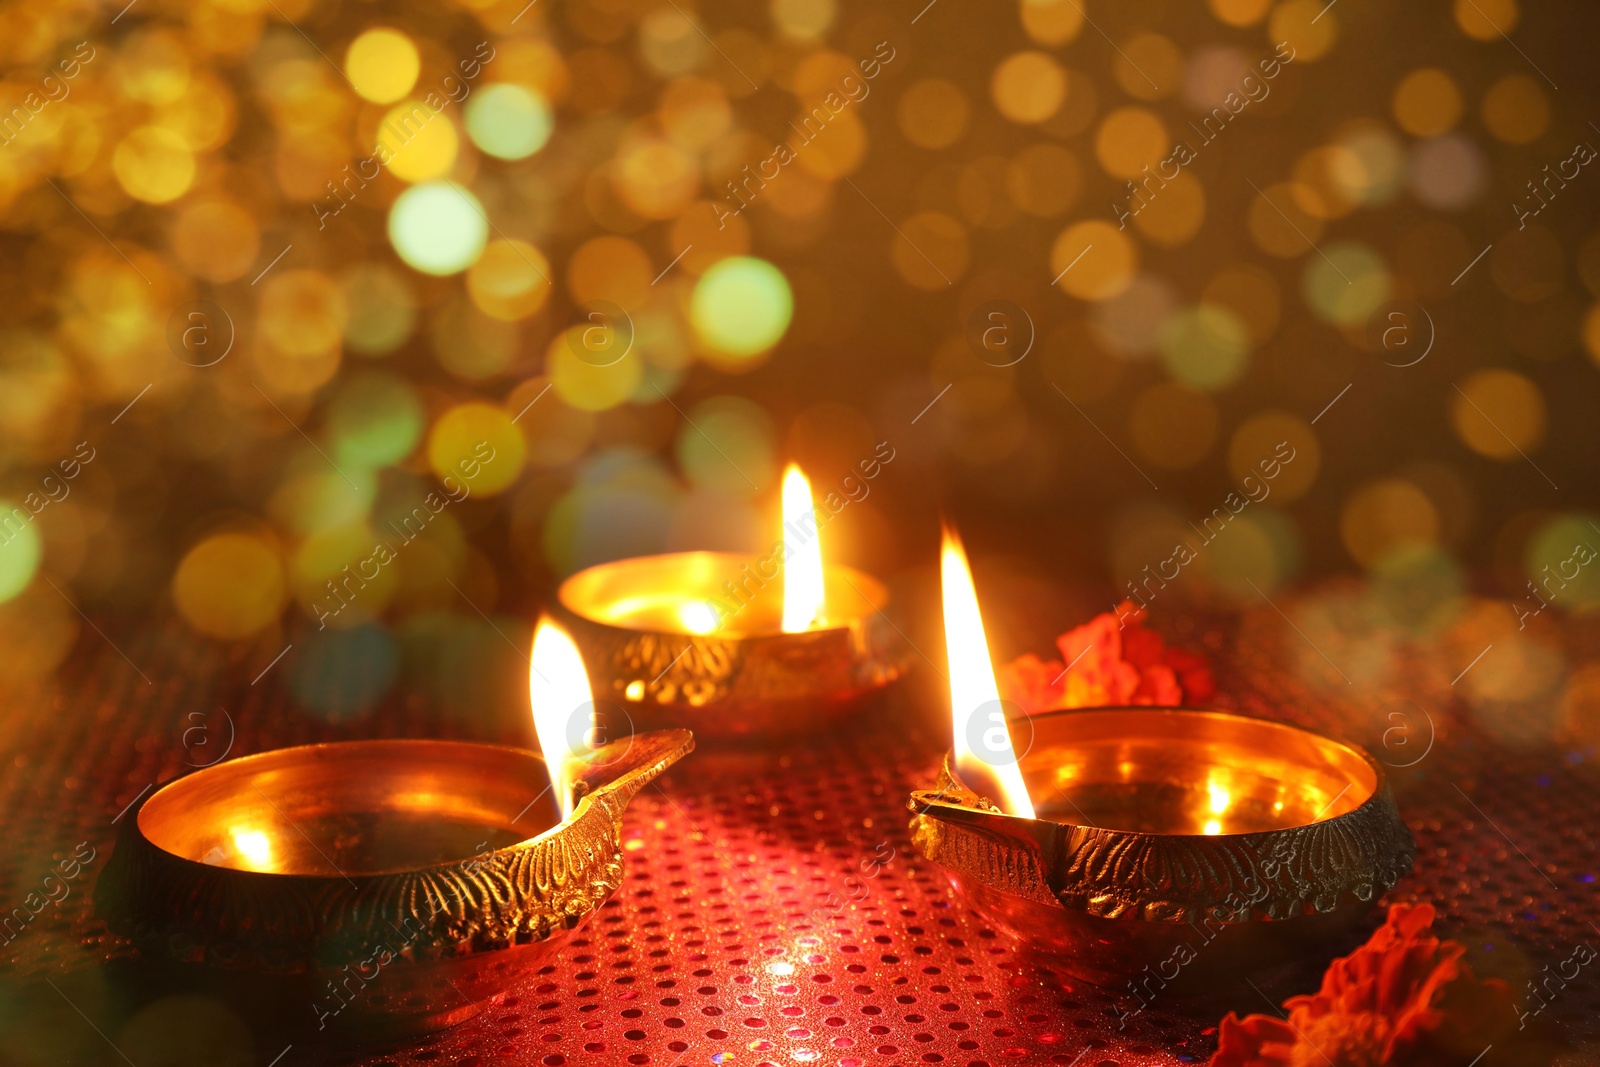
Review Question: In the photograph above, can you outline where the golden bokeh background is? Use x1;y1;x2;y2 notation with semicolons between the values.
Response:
0;0;1596;737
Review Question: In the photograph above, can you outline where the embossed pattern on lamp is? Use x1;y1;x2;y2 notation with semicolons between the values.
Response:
557;463;909;742
909;531;1416;991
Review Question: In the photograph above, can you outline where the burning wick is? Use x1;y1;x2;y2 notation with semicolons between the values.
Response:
941;527;1036;819
781;463;827;633
529;618;596;820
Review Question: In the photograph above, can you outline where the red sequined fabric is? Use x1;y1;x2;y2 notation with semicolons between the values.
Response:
1;614;1597;1066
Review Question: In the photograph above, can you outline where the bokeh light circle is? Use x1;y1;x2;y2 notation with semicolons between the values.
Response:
1302;241;1391;326
1208;0;1270;27
1450;368;1545;460
387;182;489;276
898;79;968;149
1051;221;1136;301
468;239;553;321
0;500;42;604
376;101;460;183
1455;0;1518;38
1393;68;1462;136
112;126;196;204
427;402;526;496
1095;107;1167;179
548;328;644;411
991;51;1066;124
465;83;553;160
345;29;420;104
1525;513;1600;609
173;532;286;639
1159;305;1248;390
342;264;416;356
1229;411;1320;502
1270;0;1339;62
1407;134;1486;210
675;395;776;496
689;257;793;358
328;373;424;469
1481;74;1549;144
1340;478;1439;569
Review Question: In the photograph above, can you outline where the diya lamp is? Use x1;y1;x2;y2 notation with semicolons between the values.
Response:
556;463;909;742
908;528;1415;991
96;619;692;1038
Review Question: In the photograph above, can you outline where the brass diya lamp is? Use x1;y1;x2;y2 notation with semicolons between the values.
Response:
556;464;909;742
908;530;1414;992
97;620;693;1038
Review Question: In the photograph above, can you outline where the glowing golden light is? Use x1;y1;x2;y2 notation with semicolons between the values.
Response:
530;618;595;819
678;600;719;634
942;527;1036;818
1204;780;1231;835
231;827;273;869
781;464;826;633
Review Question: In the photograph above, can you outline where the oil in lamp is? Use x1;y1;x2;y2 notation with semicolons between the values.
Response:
909;528;1415;990
95;618;692;1038
556;463;908;742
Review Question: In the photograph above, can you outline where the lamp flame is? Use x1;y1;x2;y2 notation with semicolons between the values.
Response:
781;463;826;633
942;527;1036;818
530;618;594;819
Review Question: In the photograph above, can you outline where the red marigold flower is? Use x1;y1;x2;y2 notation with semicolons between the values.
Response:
1209;903;1522;1067
995;653;1064;715
997;601;1212;712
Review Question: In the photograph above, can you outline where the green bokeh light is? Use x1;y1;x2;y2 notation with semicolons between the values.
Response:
464;84;553;161
328;373;424;469
0;500;41;603
690;257;793;358
1525;513;1600;608
1159;304;1248;391
1204;509;1303;601
1302;241;1391;326
674;396;776;497
387;181;488;276
1369;543;1465;637
270;465;376;538
341;263;416;355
